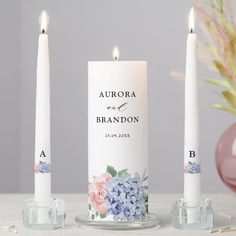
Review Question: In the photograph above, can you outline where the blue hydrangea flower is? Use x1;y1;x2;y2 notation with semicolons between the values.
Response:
105;172;148;221
39;162;51;173
188;163;201;174
194;164;201;173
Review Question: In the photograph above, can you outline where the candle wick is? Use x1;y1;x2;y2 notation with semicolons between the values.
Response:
190;28;194;34
41;29;47;34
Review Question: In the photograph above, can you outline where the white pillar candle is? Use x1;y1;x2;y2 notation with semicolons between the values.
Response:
88;47;148;221
184;8;201;206
34;11;51;203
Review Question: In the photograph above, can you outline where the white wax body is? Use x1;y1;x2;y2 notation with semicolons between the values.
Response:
184;33;201;205
34;33;51;202
88;61;148;221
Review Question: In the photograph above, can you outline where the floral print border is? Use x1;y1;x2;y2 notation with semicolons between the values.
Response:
34;161;51;173
88;165;148;221
184;161;201;174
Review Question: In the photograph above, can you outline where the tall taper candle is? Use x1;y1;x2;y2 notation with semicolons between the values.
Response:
34;11;51;202
184;7;201;205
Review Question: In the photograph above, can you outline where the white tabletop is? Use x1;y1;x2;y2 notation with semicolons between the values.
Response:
0;193;235;235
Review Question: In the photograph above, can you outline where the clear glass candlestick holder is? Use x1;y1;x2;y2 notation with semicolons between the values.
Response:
171;198;214;230
22;197;66;230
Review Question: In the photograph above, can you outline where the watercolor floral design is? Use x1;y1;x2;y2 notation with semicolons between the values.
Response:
184;161;201;174
88;165;148;221
34;161;51;173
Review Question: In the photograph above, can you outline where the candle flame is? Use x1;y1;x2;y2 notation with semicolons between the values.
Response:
39;10;49;34
188;7;195;33
113;46;119;60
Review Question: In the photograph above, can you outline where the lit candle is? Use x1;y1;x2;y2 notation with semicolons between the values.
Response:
34;11;51;203
184;7;201;207
88;47;148;221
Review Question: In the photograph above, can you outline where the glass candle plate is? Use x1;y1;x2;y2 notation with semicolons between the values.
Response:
75;213;160;230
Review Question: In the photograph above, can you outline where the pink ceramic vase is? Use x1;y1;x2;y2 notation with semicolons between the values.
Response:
215;122;236;192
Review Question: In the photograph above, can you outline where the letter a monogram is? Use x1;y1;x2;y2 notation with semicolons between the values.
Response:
40;150;46;157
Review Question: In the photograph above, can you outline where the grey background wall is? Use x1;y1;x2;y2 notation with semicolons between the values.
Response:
0;0;235;193
0;0;21;192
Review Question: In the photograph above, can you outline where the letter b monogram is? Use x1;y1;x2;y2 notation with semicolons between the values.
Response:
189;150;196;158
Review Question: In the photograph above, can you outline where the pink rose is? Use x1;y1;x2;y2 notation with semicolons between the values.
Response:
89;173;112;214
34;164;39;173
184;165;188;174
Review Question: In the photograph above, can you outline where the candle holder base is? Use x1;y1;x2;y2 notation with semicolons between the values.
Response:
75;213;161;230
22;197;66;230
171;198;214;230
